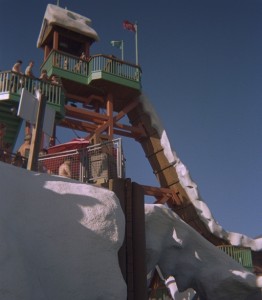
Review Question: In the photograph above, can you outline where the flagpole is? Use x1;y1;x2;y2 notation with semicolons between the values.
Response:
121;40;124;60
135;22;138;65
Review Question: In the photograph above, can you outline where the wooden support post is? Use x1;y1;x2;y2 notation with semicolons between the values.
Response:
53;31;59;50
106;93;114;140
44;45;50;61
27;91;47;171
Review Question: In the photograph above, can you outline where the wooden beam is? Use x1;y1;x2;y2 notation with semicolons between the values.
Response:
114;122;145;136
65;105;108;123
59;118;96;132
110;129;140;139
140;184;182;205
64;102;145;140
64;96;145;141
106;94;114;140
113;98;140;122
66;93;104;105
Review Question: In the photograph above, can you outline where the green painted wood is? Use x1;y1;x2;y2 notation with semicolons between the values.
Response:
0;71;65;119
218;245;253;272
40;50;142;91
0;101;22;150
88;70;141;90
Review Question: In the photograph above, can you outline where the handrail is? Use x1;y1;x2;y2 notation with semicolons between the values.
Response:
41;49;89;77
0;70;63;107
90;54;142;82
40;49;142;83
91;53;141;69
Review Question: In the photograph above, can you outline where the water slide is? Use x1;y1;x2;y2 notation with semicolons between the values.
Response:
128;94;262;256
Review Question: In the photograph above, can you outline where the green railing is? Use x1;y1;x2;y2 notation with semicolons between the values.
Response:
89;54;141;82
218;245;253;272
41;50;89;85
40;50;142;89
0;71;64;116
53;51;89;76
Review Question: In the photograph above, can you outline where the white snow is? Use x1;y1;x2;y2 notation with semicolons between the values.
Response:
37;4;99;48
0;162;126;300
0;162;261;299
139;93;262;251
145;204;262;300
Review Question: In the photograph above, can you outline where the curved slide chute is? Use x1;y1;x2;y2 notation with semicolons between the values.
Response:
128;94;262;253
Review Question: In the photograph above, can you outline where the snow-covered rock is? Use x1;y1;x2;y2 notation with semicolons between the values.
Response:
145;204;262;300
0;162;126;300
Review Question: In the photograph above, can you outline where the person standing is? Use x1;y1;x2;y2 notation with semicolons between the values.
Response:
12;60;23;74
39;69;50;94
25;60;36;78
25;60;36;92
17;134;31;159
11;60;23;91
58;157;73;178
39;69;49;81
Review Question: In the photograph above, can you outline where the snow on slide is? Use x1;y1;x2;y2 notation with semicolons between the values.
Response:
139;94;262;251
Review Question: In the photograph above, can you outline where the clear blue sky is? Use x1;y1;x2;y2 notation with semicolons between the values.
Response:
0;0;261;238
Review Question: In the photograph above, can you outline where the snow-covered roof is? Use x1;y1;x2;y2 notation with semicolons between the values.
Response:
37;4;99;48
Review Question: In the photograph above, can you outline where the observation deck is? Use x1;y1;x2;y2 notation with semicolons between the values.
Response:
0;70;65;117
0;71;65;148
40;50;142;112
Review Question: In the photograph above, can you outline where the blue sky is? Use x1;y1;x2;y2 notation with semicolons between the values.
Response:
0;0;261;238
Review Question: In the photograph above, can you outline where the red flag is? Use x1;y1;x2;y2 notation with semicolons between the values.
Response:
123;20;136;32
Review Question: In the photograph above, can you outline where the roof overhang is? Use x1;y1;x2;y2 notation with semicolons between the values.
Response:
37;4;99;48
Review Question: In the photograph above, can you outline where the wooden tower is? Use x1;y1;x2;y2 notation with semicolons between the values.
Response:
0;4;260;298
37;4;147;299
37;4;143;146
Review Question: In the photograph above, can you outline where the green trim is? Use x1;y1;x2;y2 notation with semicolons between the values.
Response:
89;70;141;90
0;71;65;119
51;67;88;85
218;245;253;272
40;50;142;92
0;102;22;150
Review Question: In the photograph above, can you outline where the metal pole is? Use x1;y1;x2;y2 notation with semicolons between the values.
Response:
135;22;138;65
121;40;124;61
